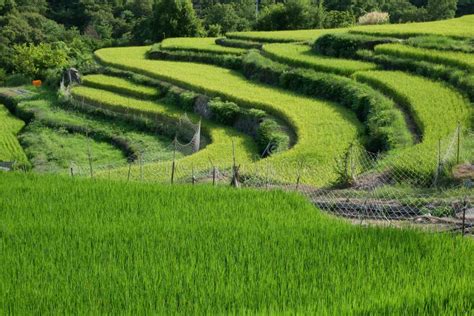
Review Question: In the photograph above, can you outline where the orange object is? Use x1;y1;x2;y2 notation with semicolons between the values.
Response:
32;80;42;87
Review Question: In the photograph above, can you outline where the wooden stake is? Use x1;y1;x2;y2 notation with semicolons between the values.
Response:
171;137;177;184
127;162;132;182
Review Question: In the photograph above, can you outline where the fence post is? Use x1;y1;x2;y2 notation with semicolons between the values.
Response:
462;197;467;237
127;161;132;182
87;145;93;179
139;152;144;181
456;122;461;164
192;165;196;185
212;166;216;186
70;167;74;178
171;137;177;184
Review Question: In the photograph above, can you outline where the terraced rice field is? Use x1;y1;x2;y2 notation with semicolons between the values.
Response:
375;44;474;72
72;81;258;180
262;43;377;75
0;104;27;163
227;15;474;43
159;37;246;55
95;46;363;185
1;172;473;314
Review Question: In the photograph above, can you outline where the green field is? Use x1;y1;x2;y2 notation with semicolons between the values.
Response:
1;172;473;314
374;43;474;72
0;104;27;163
95;46;363;185
262;43;377;75
227;15;474;42
159;37;246;55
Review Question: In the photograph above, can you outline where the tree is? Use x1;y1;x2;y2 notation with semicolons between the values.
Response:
324;10;355;28
256;0;311;31
204;3;250;34
151;0;204;41
11;42;68;79
426;0;458;20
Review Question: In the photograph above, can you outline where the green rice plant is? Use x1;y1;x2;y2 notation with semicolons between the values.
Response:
1;172;473;314
226;28;347;43
70;85;258;177
262;43;377;75
406;35;474;53
148;47;242;69
355;70;473;180
159;37;246;55
354;70;471;142
82;75;159;99
374;43;474;72
351;14;474;39
226;15;474;43
95;46;363;186
0;104;28;164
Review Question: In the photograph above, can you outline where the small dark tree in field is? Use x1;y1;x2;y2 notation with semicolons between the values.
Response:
151;0;204;41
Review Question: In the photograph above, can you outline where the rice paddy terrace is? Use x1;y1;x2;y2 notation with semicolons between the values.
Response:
1;15;474;314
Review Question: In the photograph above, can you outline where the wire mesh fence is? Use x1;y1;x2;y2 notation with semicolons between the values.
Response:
6;125;474;234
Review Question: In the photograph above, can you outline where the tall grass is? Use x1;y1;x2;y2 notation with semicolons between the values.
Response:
0;172;473;314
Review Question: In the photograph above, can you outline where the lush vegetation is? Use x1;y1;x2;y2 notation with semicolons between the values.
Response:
0;103;27;163
227;14;474;42
374;43;474;72
262;43;377;75
159;37;246;55
71;84;259;179
95;46;363;185
1;172;473;313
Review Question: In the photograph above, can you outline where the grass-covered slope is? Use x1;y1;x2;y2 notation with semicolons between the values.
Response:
262;43;377;75
1;172;473;314
159;37;246;55
95;46;363;185
227;15;474;43
0;104;27;163
71;84;258;176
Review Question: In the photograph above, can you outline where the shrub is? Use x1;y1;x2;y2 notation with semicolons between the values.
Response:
5;73;31;86
215;38;262;50
148;47;242;70
256;1;311;31
313;33;397;58
165;86;197;112
206;24;222;37
257;119;290;156
358;12;390;25
324;10;355;28
208;98;240;125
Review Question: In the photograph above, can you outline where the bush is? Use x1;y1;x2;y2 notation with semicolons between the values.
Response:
256;1;311;31
257;119;290;156
165;86;197;112
313;33;397;58
206;24;222;37
358;12;390;25
324;10;355;28
148;47;242;70
5;73;31;86
208;98;240;125
215;38;262;50
242;51;412;152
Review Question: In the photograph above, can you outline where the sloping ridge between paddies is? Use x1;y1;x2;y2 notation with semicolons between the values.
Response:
94;46;363;186
71;81;259;181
